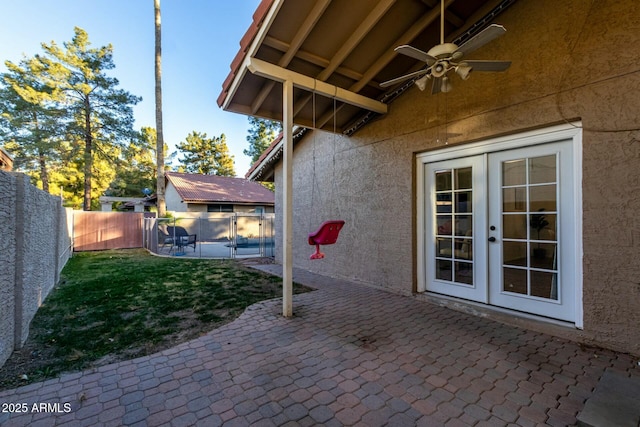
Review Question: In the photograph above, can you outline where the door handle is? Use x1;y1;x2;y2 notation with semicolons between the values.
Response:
488;236;497;242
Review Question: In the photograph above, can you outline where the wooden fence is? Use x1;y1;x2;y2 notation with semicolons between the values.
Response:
73;211;152;251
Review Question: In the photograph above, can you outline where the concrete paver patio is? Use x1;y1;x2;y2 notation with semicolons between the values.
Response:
1;265;638;426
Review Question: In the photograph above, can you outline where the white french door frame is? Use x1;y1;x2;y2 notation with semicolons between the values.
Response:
416;123;583;327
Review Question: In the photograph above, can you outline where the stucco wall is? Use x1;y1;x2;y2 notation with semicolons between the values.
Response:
274;0;640;355
165;182;183;212
0;171;72;367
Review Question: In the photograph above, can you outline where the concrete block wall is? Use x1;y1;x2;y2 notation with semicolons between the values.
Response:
0;171;72;368
0;172;17;370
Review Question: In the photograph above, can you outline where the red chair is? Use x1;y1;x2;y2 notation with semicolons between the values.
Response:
308;220;345;259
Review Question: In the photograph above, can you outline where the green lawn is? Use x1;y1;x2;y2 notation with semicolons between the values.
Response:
0;249;311;390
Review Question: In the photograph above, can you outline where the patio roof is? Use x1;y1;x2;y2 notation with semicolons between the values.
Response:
218;0;516;136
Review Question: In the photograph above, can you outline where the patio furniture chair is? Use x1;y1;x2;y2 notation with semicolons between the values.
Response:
166;226;197;253
158;226;174;254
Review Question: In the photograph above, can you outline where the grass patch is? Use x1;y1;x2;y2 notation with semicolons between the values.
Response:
0;249;312;390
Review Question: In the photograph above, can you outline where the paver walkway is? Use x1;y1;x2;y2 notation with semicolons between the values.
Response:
1;265;638;426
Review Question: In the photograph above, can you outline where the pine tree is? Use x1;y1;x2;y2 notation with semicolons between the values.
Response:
0;57;66;192
35;27;141;210
175;131;235;176
244;117;281;164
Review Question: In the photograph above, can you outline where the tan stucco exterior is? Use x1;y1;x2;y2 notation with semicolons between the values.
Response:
272;0;640;355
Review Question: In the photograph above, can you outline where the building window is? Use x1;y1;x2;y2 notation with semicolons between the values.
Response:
207;204;233;212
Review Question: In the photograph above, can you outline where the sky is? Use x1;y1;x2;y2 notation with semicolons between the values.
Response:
0;0;262;178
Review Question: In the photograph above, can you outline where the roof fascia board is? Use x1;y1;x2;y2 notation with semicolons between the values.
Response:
247;57;388;115
220;0;285;111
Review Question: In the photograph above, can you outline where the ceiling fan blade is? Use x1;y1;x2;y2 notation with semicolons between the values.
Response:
380;69;429;88
464;60;511;72
395;45;437;65
456;24;507;57
431;77;442;95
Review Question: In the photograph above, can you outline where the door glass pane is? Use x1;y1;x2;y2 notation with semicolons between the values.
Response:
436;260;452;281
436;193;452;213
529;155;556;184
530;243;557;270
531;271;558;300
436;171;452;191
502;159;525;186
455;168;472;190
437;238;452;258
455;192;472;213
437;216;452;235
455;215;473;236
503;268;527;294
503;214;527;239
503;187;526;212
503;241;527;266
455;261;473;285
455;238;473;260
530;185;556;211
530;213;556;241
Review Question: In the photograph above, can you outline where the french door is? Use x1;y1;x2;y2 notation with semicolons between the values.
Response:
424;155;487;302
421;138;578;322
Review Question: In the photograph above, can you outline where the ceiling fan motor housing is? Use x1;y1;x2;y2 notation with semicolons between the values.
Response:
427;43;459;59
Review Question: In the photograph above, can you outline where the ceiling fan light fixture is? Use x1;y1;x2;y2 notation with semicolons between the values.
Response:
415;74;431;91
441;76;452;93
455;64;473;80
432;62;447;78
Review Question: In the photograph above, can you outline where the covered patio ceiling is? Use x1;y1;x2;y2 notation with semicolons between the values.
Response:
218;0;517;135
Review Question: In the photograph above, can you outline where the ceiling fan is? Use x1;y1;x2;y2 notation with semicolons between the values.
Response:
380;0;511;94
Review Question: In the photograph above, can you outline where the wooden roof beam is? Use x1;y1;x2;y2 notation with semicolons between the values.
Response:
293;0;397;119
247;57;387;114
250;0;332;114
262;36;369;84
420;0;463;27
317;0;397;82
350;0;457;93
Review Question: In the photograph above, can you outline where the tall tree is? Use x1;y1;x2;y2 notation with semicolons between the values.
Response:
36;27;141;210
0;57;66;192
175;131;235;176
107;127;158;197
154;0;166;217
244;117;281;164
